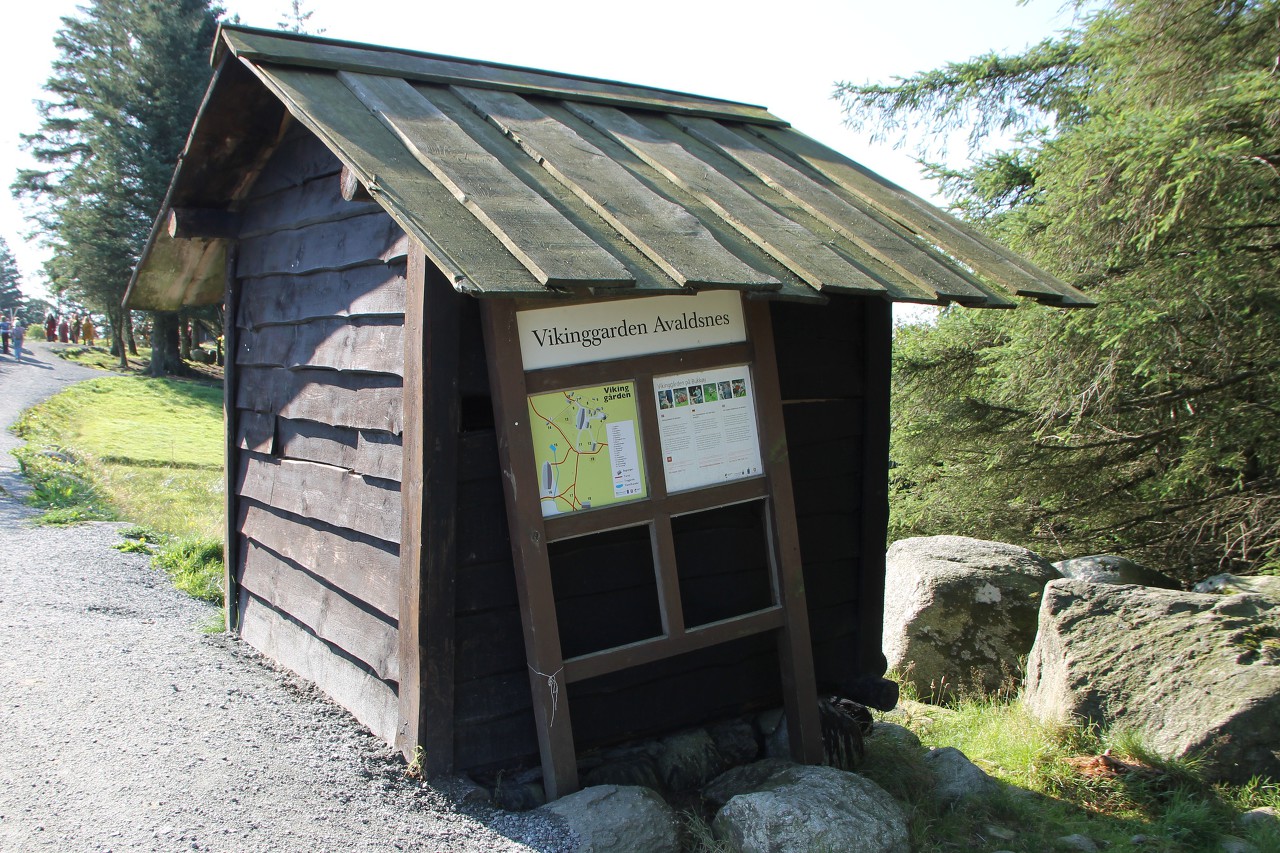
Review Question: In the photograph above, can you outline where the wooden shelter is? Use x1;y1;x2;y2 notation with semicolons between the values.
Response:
127;24;1090;798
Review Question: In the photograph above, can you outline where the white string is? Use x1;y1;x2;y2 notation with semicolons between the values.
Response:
529;664;564;727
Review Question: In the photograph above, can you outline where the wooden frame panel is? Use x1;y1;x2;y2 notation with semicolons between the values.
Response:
481;293;822;799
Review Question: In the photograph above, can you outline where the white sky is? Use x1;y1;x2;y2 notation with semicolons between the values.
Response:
0;0;1081;300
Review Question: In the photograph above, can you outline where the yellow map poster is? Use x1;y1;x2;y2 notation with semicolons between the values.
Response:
527;382;647;517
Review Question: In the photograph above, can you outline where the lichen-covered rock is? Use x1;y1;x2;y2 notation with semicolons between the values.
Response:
1194;573;1280;601
884;536;1060;697
713;765;908;853
864;720;922;753
701;759;793;809
924;746;999;806
1024;579;1280;782
539;785;678;853
1053;554;1179;589
655;729;727;793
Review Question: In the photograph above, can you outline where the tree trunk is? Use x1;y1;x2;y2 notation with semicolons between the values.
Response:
107;306;128;369
148;310;190;377
126;311;138;355
179;311;192;360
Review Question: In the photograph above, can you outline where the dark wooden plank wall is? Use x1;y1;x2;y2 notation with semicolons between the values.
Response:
231;124;406;743
448;294;884;775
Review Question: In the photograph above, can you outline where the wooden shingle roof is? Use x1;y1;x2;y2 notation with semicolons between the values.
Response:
127;25;1092;310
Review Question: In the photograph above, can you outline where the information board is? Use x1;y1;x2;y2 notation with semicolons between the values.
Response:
654;365;763;493
527;383;647;516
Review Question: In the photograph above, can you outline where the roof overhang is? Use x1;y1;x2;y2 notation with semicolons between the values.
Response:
127;24;1093;312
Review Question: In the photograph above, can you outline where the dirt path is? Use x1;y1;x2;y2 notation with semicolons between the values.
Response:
0;343;571;852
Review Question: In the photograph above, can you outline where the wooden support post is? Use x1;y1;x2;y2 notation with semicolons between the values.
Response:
340;165;375;202
222;245;242;633
397;251;463;773
481;299;579;800
857;298;893;678
745;300;824;764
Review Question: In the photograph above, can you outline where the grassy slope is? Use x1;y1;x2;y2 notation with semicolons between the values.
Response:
12;375;225;602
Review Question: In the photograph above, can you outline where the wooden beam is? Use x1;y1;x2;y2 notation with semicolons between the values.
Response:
223;245;242;632
857;297;893;680
397;250;464;776
481;299;579;800
745;299;824;765
167;207;242;240
340;164;375;202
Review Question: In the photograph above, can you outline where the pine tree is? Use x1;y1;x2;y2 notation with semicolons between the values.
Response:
13;0;220;373
0;237;24;321
836;0;1280;579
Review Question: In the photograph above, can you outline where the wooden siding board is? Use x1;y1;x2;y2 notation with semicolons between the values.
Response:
240;501;399;620
237;211;409;280
236;317;405;376
564;103;885;298
250;66;557;298
239;591;399;744
240;539;399;682
751;126;1091;305
451;86;779;292
236;366;403;434
339;73;634;292
276;418;403;482
237;452;402;545
237;262;407;328
239;170;383;238
244;121;344;200
222;28;787;126
236;410;276;455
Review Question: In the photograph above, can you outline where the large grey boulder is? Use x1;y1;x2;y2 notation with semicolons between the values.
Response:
713;765;908;853
884;536;1060;697
1053;554;1179;589
1024;579;1280;782
539;785;678;853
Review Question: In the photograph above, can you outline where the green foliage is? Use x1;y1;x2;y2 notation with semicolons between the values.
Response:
839;0;1280;580
153;536;223;603
12;0;220;366
0;236;24;320
12;445;116;524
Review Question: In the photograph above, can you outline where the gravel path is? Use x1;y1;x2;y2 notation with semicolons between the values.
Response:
0;342;574;852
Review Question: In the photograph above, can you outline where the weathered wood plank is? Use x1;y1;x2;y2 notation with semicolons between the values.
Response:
340;164;375;202
236;410;276;454
236;317;405;376
245;122;343;199
237;452;402;545
397;255;464;773
275;417;402;482
236;366;403;434
339;73;634;291
455;609;529;681
224;248;243;632
750;126;1093;305
564;104;888;297
238;210;409;280
675;118;1001;303
240;501;399;620
252;66;559;298
238;170;382;238
241;538;399;681
221;28;788;126
239;591;399;744
451;87;779;292
237;261;407;329
856;298;893;678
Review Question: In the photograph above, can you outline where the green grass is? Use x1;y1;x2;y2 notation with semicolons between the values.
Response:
13;375;226;606
857;685;1280;853
53;344;154;372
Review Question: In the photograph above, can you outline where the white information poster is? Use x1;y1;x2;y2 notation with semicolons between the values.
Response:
654;365;763;493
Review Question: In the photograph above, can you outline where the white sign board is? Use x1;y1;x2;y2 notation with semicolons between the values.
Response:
654;365;763;493
516;290;746;370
